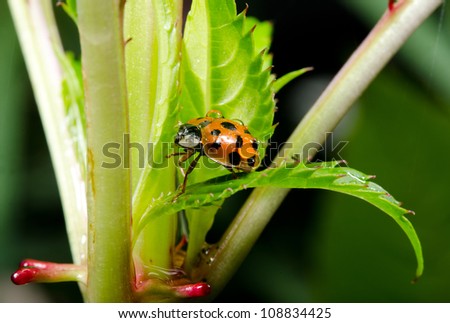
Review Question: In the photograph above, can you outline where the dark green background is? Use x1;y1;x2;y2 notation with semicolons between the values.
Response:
1;0;449;302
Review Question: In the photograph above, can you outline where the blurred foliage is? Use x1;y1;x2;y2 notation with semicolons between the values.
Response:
313;70;450;302
1;0;449;302
216;0;450;302
0;0;80;302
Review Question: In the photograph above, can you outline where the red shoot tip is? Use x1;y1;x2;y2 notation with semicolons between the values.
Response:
11;259;85;285
388;0;396;12
174;282;211;298
19;259;49;269
11;268;39;285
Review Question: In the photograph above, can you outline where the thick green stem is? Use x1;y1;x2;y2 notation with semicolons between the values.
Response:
78;1;133;302
205;0;443;299
7;0;87;270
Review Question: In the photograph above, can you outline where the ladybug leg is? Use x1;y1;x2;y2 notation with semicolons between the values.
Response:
225;166;238;179
180;152;202;194
167;149;195;176
166;151;187;159
166;151;187;176
176;149;196;177
168;148;198;199
171;149;201;200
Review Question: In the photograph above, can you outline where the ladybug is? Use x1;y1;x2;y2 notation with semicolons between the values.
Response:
169;110;260;195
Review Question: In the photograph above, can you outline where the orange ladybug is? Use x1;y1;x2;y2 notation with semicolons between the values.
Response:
169;110;260;194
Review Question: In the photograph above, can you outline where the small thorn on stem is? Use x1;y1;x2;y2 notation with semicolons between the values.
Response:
125;37;133;46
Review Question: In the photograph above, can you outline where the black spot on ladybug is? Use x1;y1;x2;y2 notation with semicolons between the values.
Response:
221;121;237;131
251;140;258;150
247;156;256;167
228;151;241;166
235;135;243;148
244;129;251;134
210;141;221;150
210;129;221;136
205;142;221;155
199;120;211;128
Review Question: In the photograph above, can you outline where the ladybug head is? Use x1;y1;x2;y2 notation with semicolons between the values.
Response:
175;124;202;150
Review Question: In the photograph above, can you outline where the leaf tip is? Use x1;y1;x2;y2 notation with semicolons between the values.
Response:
291;154;300;163
263;63;274;73
336;159;348;167
411;273;422;284
243;3;249;15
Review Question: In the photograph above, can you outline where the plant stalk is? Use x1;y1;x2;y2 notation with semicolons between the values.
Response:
78;0;133;302
7;0;87;271
205;0;443;299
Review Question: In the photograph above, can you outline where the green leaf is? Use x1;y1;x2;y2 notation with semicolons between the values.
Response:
59;52;86;177
125;0;181;197
273;67;313;93
124;0;181;270
180;0;275;141
136;161;423;279
178;0;276;271
58;0;78;24
244;16;273;69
